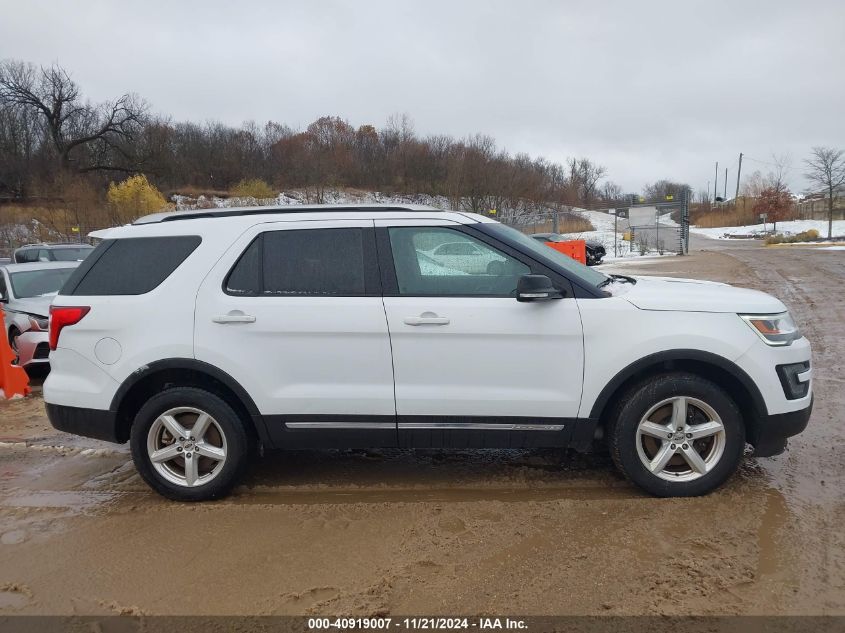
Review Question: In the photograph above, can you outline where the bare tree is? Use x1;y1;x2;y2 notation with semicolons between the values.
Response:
599;180;623;203
0;60;147;174
642;179;693;202
804;146;845;239
769;153;791;194
565;157;606;206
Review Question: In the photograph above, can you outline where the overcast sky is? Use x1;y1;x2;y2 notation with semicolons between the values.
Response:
2;0;843;195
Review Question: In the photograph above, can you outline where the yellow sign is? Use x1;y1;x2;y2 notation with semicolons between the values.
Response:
71;226;80;233
489;209;497;215
665;194;674;201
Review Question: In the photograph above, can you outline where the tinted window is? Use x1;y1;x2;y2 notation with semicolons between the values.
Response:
15;249;38;263
225;237;262;295
388;227;530;296
226;228;365;296
63;236;201;296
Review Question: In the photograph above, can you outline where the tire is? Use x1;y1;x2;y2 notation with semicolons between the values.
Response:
129;387;251;501
608;372;745;497
8;327;20;364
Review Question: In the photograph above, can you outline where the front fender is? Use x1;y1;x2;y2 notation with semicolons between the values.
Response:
6;310;33;334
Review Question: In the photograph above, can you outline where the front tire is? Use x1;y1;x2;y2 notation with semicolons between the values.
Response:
129;387;250;501
608;372;745;497
8;326;20;364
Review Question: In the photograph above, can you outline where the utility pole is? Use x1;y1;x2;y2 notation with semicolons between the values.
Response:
655;208;659;253
724;167;728;200
714;162;719;204
734;152;743;208
614;212;618;258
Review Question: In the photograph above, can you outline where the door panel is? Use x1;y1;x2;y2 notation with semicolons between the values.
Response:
376;220;585;448
194;220;397;448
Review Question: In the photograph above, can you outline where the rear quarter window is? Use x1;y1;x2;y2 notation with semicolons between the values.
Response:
61;236;201;296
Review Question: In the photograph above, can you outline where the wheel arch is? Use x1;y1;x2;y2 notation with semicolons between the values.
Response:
110;359;270;445
589;350;767;444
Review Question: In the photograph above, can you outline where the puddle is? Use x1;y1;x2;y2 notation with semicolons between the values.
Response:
0;585;31;610
756;488;792;578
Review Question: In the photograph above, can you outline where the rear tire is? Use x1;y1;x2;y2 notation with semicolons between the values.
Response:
608;372;745;497
130;387;251;501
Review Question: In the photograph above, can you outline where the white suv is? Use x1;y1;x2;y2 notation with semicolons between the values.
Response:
43;205;813;500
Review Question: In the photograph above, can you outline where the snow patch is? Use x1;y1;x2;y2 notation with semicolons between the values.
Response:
691;219;845;240
553;208;678;260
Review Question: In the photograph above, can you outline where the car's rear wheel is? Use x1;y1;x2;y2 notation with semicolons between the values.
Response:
609;372;745;497
129;387;250;501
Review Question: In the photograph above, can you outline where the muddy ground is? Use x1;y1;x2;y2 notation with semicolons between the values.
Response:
0;236;842;617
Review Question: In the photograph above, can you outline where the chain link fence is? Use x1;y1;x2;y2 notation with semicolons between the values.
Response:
497;193;690;258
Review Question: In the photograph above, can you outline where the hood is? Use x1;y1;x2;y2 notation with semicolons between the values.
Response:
9;296;53;318
620;276;786;314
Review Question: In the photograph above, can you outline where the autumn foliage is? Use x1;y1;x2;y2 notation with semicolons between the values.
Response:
753;187;792;227
106;174;168;223
229;178;276;200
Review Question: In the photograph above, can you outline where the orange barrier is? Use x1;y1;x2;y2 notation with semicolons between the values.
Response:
0;307;31;399
545;239;587;265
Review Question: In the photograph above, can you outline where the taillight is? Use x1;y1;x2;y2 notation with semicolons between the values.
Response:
49;306;90;350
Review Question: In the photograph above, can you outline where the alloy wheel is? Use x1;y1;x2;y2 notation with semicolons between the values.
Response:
635;396;726;482
146;407;228;487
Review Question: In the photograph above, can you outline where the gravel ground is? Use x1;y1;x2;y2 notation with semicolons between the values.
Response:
0;235;842;617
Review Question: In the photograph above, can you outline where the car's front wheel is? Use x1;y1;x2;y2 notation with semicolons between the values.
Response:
129;387;251;501
609;372;745;497
8;326;20;363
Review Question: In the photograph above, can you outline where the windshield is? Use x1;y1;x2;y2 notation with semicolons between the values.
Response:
10;268;77;298
478;223;608;287
51;247;93;261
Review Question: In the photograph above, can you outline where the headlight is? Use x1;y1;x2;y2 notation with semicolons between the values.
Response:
27;314;49;331
740;312;801;346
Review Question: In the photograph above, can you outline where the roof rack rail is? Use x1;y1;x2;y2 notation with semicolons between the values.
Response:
133;203;444;225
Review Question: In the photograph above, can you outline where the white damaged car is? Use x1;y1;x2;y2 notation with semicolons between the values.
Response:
1;262;79;367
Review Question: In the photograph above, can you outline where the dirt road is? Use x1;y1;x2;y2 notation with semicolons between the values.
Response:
0;237;842;616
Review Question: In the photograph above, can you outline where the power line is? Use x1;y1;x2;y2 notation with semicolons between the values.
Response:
744;155;780;168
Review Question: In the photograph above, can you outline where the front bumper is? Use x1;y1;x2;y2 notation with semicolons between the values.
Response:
16;330;50;367
751;396;813;457
45;403;125;443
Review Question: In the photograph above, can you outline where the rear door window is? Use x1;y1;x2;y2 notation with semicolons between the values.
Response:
62;236;201;296
226;228;369;296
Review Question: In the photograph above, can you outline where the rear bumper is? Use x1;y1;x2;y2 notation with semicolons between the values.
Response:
45;403;125;443
751;396;813;457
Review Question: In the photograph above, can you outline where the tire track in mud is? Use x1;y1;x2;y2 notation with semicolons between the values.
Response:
683;243;845;613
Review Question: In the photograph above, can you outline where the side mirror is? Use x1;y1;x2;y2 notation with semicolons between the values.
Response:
516;275;563;302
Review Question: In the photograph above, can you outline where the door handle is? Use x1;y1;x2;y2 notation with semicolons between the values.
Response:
212;312;256;324
404;313;450;326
